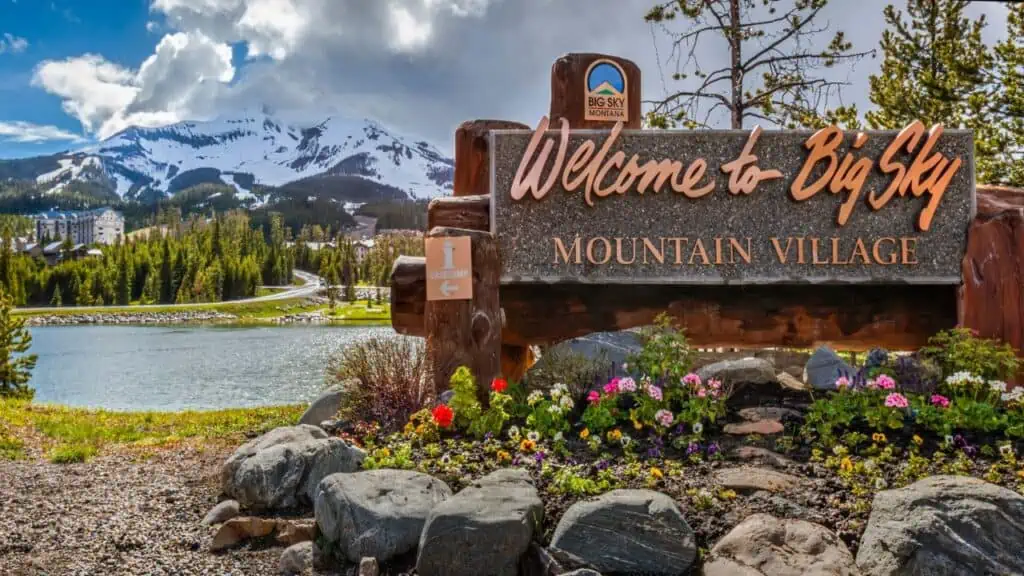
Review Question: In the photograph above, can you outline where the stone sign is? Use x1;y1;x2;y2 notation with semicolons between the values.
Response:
491;117;975;285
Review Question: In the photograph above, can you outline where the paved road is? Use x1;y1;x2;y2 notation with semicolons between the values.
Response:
15;269;324;313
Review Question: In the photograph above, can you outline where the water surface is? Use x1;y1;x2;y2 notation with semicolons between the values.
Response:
27;325;392;411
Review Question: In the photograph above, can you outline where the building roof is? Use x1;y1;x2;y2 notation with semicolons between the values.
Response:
42;241;86;254
34;207;122;220
86;248;103;256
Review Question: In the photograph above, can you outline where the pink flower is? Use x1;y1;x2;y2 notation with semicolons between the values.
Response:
603;378;621;395
835;376;851;389
647;385;663;401
930;394;950;408
655;409;674;427
682;373;702;387
587;391;601;405
876;375;896;390
708;378;722;390
619;377;637;393
696;388;707;398
884;393;909;409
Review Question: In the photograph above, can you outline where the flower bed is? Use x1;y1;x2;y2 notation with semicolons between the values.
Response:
316;321;1024;574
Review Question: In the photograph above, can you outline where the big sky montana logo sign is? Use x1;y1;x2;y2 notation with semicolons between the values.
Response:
490;117;975;285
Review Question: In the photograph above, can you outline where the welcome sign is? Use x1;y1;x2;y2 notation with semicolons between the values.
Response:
490;118;975;285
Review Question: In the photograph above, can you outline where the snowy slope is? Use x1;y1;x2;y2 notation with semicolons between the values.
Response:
23;109;454;202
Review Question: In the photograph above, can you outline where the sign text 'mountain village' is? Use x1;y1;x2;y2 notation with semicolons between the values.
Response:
490;118;975;285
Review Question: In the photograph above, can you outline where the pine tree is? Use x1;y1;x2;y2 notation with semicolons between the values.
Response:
160;239;173;304
0;289;37;399
116;254;132;306
50;284;62;307
645;0;872;129
866;1;989;130
985;3;1024;186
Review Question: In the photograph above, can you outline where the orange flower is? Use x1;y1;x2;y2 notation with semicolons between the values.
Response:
491;378;508;393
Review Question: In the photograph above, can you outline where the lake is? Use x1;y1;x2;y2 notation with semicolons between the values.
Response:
26;325;393;411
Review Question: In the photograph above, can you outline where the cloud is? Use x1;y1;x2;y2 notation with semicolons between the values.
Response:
32;31;234;139
0;33;28;54
0;121;83;143
27;0;1013;149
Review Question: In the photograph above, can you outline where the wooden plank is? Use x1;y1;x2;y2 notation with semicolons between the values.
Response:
427;195;490;231
454;120;530;197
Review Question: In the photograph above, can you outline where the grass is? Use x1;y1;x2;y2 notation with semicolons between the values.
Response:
255;287;288;297
0;398;305;463
323;300;391;323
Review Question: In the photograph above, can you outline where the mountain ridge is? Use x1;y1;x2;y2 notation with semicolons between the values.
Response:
0;109;455;206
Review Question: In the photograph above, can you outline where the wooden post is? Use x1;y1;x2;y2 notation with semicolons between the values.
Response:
425;227;501;403
454;120;530;197
550;53;643;130
427;195;490;231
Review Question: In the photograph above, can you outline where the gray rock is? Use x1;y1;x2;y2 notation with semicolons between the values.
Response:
299;387;347;426
549;489;696;575
221;425;365;511
713;467;804;494
562;571;603;576
279;541;313;575
703;513;857;576
316;470;453;564
549;330;642;367
697;358;776;389
804;347;855;391
856;475;1024;576
437;389;455;406
201;499;239;526
358;557;379;576
416;468;543;576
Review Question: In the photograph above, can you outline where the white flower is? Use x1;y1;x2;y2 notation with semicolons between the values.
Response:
1000;444;1014;457
551;383;568;399
553;432;564;443
863;460;877;472
590;435;602;445
989;380;1008;393
1003;387;1024;403
620;434;632;447
945;371;983;386
559;395;575;410
874;477;887;490
548;404;563;416
440;454;451;465
527;391;544;406
508;426;521;440
692;422;704;434
526;430;540;442
944;434;954;446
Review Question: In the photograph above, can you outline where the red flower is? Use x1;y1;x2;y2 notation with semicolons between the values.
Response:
432;404;454;428
491;378;508;393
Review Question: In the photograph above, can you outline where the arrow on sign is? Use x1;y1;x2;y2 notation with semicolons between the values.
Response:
439;281;458;297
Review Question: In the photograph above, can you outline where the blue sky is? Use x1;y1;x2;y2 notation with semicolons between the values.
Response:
0;0;1011;161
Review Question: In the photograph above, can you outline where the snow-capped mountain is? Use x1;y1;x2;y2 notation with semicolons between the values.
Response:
11;109;454;203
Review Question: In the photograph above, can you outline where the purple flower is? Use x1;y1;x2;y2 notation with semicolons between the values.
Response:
686;442;701;456
646;447;662;459
534;451;546;464
953;434;968;449
484;432;494;440
595;459;610;471
706;442;720;456
964;445;978;458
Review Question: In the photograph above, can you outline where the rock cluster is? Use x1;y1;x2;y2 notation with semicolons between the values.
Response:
25;311;237;326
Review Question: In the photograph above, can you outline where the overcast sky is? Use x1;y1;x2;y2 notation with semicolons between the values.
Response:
0;0;1013;158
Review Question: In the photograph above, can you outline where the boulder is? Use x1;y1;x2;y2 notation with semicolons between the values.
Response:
563;571;603;576
221;425;365;511
697;358;776;389
804;347;854;391
549;489;696;575
211;517;282;551
548;330;641;367
416;468;544;576
201;499;239;526
855;475;1024;576
703;513;858;576
730;446;795;469
358;557;380;576
713;467;804;494
299;387;347;426
724;420;784;436
316;469;453;563
776;372;809;391
280;541;313;575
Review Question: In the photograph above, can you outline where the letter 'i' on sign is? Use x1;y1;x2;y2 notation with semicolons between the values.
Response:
425;236;473;301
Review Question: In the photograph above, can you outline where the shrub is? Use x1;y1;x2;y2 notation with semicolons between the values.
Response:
526;346;611;401
629;313;695;384
328;336;429;433
921;327;1020;381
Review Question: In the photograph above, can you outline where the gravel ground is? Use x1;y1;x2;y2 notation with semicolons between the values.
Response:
0;445;285;576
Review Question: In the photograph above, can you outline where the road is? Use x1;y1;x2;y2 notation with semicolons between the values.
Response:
15;269;324;313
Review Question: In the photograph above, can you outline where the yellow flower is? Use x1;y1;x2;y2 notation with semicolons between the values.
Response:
633;420;643;430
579;428;590;440
415;424;426;435
496;450;511;463
649;467;664;479
840;456;854;472
1017;469;1024;481
912;435;923;446
872;433;887;444
404;422;415;434
607;429;623;442
378;447;392;458
519;439;536;453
